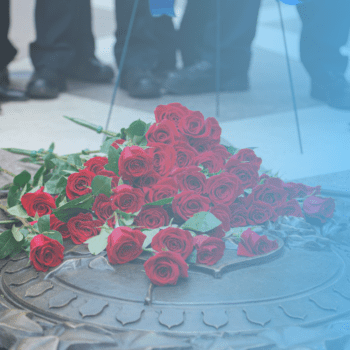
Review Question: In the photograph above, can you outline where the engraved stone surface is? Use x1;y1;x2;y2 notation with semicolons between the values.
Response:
79;299;109;318
116;305;144;326
25;281;53;298
202;309;229;329
158;309;184;329
49;291;77;309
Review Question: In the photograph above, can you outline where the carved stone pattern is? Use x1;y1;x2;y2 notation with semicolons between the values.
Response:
25;281;53;297
79;299;108;318
158;309;184;329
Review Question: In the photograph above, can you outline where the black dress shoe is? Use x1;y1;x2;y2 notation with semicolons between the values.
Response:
0;68;10;87
120;68;162;98
27;69;67;99
163;60;249;95
0;68;28;102
311;73;350;110
66;57;114;83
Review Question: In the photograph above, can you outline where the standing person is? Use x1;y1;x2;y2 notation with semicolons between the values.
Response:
114;0;176;98
0;0;27;102
164;0;262;94
27;0;114;99
297;0;350;110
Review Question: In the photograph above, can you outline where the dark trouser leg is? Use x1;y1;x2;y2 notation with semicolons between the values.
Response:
297;0;350;81
114;0;176;71
179;0;261;79
0;0;17;71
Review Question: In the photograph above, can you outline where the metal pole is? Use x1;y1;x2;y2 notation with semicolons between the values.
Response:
215;0;221;120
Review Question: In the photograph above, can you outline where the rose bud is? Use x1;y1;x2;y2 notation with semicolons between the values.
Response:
50;215;70;239
151;227;194;259
110;185;145;213
66;169;95;200
106;227;146;264
67;213;103;244
21;186;56;217
144;251;189;286
84;156;108;174
111;139;125;150
194;236;225;266
29;234;64;272
303;195;335;224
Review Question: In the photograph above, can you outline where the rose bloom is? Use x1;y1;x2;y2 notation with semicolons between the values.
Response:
284;182;321;199
194;236;225;266
152;227;194;259
21;186;56;217
303;195;335;224
30;234;64;272
50;215;70;239
178;111;211;139
211;144;232;161
173;166;206;193
247;200;277;225
66;169;95;200
146;143;177;177
132;171;161;189
145;184;177;203
228;203;249;228
205;117;221;142
110;185;145;213
133;206;170;229
195;151;224;174
274;199;304;218
84;156;108;174
92;194;113;221
174;141;199;168
249;183;288;207
237;228;278;257
210;204;231;232
154;102;190;128
144;251;189;286
225;163;259;190
146;119;180;145
226;149;262;170
106;227;146;264
111;139;125;150
67;213;103;244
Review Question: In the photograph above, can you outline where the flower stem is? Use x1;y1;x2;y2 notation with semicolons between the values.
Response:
0;167;16;177
0;219;17;224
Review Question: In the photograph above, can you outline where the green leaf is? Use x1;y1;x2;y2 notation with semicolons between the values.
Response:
91;175;112;197
38;215;50;233
7;185;21;208
181;212;222;233
132;135;147;146
85;226;113;255
42;230;63;245
11;225;24;242
126;119;147;138
67;154;83;168
144;197;174;206
142;228;161;249
100;137;118;154
43;153;56;171
32;166;46;187
0;229;23;259
44;175;67;195
7;205;29;218
52;194;94;222
48;142;55;153
105;146;121;176
186;250;197;264
13;170;31;187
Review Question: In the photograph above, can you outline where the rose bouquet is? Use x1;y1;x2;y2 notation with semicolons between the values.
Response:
0;103;335;286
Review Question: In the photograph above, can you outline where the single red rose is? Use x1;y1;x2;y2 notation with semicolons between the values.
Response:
274;199;304;218
84;156;108;174
303;196;335;224
146;119;180;145
237;228;278;257
174;166;206;193
111;139;125;150
205;173;243;206
134;206;170;229
210;204;231;232
247;201;278;225
211;144;232;161
152;227;194;259
106;226;146;264
146;143;177;177
21;187;56;217
144;251;189;286
111;176;121;189
132;171;161;188
66;169;95;200
178;111;211;138
50;215;70;239
205;117;221;141
226;149;262;170
228;203;249;227
172;191;211;221
194;236;225;266
118;146;153;180
195;151;224;174
264;177;285;188
188;137;216;153
96;169;116;178
154;103;190;128
205;226;226;239
110;184;144;213
67;213;103;244
259;174;270;183
284;182;321;199
92;194;113;221
249;183;288;207
225;163;259;189
145;184;177;203
29;234;64;272
174;141;199;168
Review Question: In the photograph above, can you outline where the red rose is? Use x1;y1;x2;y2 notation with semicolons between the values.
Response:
110;185;144;213
84;157;108;174
174;166;206;193
134;206;170;229
178;111;211;138
205;117;221;141
247;201;277;225
205;173;243;206
195;151;224;174
188;137;216;153
21;187;56;217
144;251;189;286
226;149;262;170
225;163;259;189
96;169;116;178
146;143;177;177
66;169;95;200
174;141;198;168
204;226;225;239
210;204;231;232
30;234;64;272
211;144;232;161
92;194;113;221
284;182;321;199
303;196;335;224
146;119;180;145
264;177;285;188
50;215;70;239
145;184;177;203
172;191;210;221
194;236;225;266
249;183;288;207
106;226;146;264
133;171;161;189
118;146;153;180
152;227;194;259
237;228;278;257
111;176;121;189
67;213;103;244
228;203;249;227
274;199;304;218
111;139;125;150
154;103;190;128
